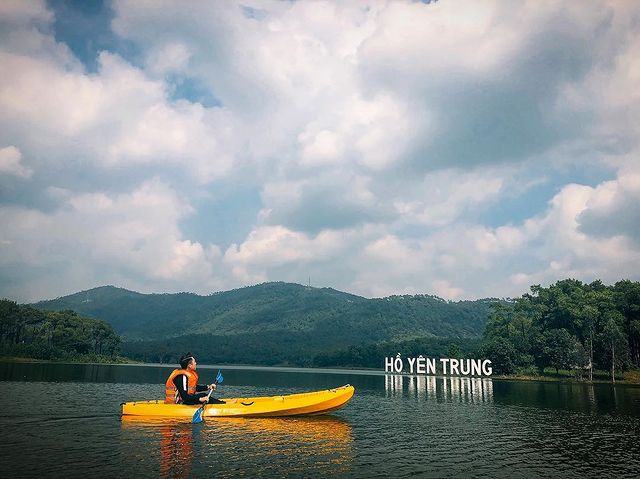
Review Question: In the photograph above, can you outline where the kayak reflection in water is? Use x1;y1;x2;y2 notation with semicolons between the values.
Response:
160;423;194;479
164;352;225;405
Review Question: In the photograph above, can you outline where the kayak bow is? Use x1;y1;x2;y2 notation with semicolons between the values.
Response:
122;384;355;418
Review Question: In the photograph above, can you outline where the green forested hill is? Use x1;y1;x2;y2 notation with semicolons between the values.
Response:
0;299;121;361
33;282;495;365
34;282;492;340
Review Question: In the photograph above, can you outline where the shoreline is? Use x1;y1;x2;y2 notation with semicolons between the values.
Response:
492;371;640;387
2;356;639;385
0;355;136;365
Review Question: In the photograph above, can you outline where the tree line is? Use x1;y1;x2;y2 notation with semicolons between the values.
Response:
123;331;480;369
0;299;122;361
479;279;640;381
312;337;480;369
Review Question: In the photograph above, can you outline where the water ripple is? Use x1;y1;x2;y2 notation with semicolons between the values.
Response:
1;366;639;478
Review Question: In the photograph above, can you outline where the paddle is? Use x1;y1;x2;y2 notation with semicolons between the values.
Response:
192;370;224;424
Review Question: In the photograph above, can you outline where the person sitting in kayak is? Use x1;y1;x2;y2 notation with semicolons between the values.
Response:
165;353;225;405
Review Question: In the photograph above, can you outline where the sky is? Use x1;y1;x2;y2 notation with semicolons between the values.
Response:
1;0;639;302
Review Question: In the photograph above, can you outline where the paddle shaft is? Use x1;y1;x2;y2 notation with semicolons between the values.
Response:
192;371;223;423
197;379;218;407
202;387;214;402
199;372;222;402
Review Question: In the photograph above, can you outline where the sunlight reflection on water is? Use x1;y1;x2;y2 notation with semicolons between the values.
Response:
386;374;494;404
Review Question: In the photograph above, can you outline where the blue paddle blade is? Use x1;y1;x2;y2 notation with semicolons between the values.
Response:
192;406;205;424
216;371;223;384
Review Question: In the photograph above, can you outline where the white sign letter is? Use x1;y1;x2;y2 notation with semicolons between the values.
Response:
440;358;450;375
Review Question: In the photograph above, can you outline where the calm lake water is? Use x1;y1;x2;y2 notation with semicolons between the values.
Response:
1;362;639;478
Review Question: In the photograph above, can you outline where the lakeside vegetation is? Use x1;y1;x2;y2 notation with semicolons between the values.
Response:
312;337;482;368
0;299;123;362
479;279;640;383
493;368;640;385
122;332;481;368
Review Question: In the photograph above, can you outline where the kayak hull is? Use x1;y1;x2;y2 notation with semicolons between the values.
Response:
121;384;355;418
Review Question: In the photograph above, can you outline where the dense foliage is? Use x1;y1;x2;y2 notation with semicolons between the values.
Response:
312;337;482;369
479;279;640;381
122;330;479;368
124;330;345;366
0;300;122;361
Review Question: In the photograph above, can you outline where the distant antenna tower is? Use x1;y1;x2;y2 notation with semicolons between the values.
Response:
308;276;311;288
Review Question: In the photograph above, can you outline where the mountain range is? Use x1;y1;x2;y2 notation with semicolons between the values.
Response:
33;282;495;365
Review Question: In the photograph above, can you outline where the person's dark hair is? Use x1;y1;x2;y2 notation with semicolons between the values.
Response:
179;352;194;369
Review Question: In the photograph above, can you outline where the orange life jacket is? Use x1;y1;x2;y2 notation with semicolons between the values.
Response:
165;369;199;404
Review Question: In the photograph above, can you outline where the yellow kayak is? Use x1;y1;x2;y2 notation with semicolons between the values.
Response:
121;384;355;418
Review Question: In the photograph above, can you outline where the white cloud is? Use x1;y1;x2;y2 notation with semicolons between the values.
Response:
1;0;640;302
520;181;640;282
359;0;522;79
0;179;226;300
0;0;52;26
259;172;388;233
111;1;417;172
432;280;464;301
0;146;32;178
393;168;506;227
560;5;640;142
338;169;640;300
0;37;236;185
351;223;527;299
146;42;192;75
298;129;344;167
224;225;350;271
579;169;640;245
